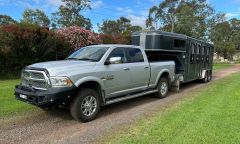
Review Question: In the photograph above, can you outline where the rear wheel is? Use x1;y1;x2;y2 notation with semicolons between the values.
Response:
70;88;100;122
207;71;212;82
154;77;169;98
202;71;208;83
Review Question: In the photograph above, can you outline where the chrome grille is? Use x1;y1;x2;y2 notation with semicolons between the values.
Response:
21;70;49;90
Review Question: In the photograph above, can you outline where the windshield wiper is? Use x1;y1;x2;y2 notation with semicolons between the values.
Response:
66;58;79;60
77;58;97;62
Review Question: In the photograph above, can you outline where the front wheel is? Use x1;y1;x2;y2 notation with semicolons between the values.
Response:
154;78;169;98
70;88;100;122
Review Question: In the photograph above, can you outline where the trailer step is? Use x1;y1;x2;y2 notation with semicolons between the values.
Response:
105;89;158;105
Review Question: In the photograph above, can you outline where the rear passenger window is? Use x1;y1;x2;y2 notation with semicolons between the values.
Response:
127;48;144;63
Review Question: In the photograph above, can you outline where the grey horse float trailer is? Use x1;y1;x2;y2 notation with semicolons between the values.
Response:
132;31;214;83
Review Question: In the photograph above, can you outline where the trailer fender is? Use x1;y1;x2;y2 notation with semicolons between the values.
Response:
201;70;207;79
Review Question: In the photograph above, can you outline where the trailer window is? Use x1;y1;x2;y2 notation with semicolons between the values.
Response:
174;39;185;48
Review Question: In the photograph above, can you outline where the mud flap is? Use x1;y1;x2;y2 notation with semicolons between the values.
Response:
171;77;180;92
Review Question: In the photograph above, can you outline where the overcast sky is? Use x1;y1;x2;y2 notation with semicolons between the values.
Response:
0;0;240;31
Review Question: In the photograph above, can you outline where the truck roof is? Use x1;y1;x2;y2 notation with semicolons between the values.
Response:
87;44;141;48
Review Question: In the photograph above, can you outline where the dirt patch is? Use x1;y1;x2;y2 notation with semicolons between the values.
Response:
1;65;240;144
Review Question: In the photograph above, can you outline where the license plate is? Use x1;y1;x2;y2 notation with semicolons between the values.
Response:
19;94;27;99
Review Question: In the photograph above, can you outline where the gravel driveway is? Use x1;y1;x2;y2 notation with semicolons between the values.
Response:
1;65;240;144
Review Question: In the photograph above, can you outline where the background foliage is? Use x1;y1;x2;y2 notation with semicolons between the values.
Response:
55;26;102;50
0;0;240;75
0;24;130;74
0;24;71;73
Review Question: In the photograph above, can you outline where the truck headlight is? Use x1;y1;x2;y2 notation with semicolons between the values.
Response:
50;77;73;87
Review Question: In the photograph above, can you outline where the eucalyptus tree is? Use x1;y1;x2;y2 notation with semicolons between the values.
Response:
146;0;224;39
52;0;92;29
21;9;50;27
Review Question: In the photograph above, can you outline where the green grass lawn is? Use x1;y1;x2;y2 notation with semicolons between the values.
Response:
105;73;240;144
213;63;233;70
0;79;36;118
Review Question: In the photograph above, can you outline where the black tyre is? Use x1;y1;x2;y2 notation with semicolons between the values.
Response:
70;88;100;122
202;71;208;83
207;71;212;82
154;77;169;98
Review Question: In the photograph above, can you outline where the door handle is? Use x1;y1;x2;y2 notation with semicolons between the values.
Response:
123;68;130;71
144;66;149;69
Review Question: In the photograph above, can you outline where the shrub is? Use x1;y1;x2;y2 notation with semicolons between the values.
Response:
55;26;102;51
99;34;131;44
0;24;132;75
0;24;71;74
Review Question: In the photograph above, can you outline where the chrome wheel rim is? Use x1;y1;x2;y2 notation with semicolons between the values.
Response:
160;82;168;95
81;96;97;117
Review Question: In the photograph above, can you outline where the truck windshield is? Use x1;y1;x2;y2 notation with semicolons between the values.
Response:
67;47;109;62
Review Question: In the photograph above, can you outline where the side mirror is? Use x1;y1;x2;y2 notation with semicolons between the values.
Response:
104;57;122;65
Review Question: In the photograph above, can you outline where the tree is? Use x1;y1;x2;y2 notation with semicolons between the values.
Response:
98;17;142;36
21;9;50;27
52;0;92;29
210;18;240;59
0;14;17;25
146;0;224;39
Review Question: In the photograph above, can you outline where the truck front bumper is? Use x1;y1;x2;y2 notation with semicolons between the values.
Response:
14;85;77;107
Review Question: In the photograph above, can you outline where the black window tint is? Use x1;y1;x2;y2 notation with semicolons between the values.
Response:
127;48;144;63
174;39;185;48
107;47;126;63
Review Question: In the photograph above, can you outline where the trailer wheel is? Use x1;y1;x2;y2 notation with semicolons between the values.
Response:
207;71;212;82
154;78;169;98
202;71;208;83
70;88;100;122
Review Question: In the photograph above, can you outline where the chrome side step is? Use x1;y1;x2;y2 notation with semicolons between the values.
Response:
105;89;158;105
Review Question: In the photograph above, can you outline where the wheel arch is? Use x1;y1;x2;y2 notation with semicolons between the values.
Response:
155;70;171;88
73;77;106;105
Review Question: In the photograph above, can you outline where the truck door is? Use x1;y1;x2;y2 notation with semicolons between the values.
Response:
103;47;132;98
125;48;150;92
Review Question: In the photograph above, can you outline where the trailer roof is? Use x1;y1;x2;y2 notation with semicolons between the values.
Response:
132;30;188;39
132;30;214;46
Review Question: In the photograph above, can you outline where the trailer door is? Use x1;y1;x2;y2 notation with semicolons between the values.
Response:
195;44;201;79
188;43;196;81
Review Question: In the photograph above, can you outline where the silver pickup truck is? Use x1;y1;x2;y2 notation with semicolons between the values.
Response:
15;45;175;122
